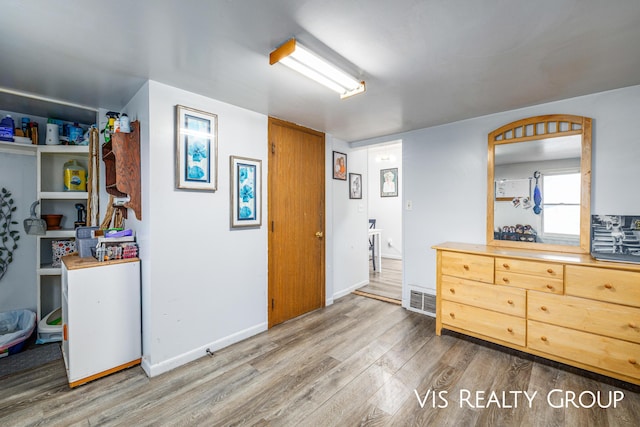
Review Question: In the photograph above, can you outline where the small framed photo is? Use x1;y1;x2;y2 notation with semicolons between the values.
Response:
333;151;347;180
230;156;262;228
380;168;398;197
175;105;218;191
349;173;362;199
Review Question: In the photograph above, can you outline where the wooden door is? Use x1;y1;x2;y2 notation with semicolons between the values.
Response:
268;118;325;327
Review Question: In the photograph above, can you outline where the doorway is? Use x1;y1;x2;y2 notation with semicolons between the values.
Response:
356;141;403;303
268;118;325;327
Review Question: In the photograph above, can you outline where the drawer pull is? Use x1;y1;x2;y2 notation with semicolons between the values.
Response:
630;322;638;329
502;277;510;283
507;299;514;305
546;284;554;290
629;358;637;365
541;306;548;311
449;312;455;318
502;263;510;269
547;268;554;274
540;336;548;342
463;264;469;270
449;288;455;294
604;283;613;290
507;327;513;333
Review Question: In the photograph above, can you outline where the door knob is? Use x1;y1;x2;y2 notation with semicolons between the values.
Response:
315;231;324;238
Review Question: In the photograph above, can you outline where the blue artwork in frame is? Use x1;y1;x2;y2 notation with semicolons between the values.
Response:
176;105;218;191
230;156;262;228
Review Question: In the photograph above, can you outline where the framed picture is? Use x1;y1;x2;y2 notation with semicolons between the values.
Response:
175;105;218;191
230;156;262;228
380;168;398;197
333;151;347;180
349;173;362;199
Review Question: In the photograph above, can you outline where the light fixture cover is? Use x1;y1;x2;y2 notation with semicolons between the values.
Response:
270;38;365;99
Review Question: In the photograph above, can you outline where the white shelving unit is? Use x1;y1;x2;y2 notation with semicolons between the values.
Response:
36;144;90;342
0;139;37;156
1;91;98;342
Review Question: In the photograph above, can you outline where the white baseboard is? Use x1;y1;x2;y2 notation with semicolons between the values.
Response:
380;254;403;260
141;322;268;378
333;279;369;300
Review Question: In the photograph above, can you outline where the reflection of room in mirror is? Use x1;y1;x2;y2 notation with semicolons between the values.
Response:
494;158;581;246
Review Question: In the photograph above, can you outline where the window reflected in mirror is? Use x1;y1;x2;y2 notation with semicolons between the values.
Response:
487;114;592;254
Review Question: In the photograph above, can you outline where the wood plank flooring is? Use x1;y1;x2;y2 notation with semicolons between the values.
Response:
1;294;639;426
355;258;402;302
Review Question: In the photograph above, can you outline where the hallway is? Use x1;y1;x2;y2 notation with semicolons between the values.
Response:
354;258;402;303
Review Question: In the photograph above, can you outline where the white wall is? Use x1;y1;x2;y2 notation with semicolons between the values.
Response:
135;81;268;376
0;151;36;312
353;84;640;303
367;143;403;259
329;138;369;301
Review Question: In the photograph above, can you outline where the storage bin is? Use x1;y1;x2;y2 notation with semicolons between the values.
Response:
36;307;62;344
0;309;36;357
75;226;99;258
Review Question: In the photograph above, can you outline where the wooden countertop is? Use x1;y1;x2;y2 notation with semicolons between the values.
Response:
62;254;140;270
432;242;640;272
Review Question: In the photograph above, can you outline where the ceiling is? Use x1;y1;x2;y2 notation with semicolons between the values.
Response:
2;0;640;142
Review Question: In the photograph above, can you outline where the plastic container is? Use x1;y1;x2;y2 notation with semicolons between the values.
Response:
36;308;62;344
63;159;87;191
76;226;99;258
69;123;83;144
0;309;36;357
46;123;60;145
119;114;131;133
0;115;15;142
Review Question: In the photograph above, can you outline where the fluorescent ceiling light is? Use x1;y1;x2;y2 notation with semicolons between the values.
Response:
270;38;366;99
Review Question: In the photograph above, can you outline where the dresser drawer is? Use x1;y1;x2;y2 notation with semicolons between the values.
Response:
442;300;525;346
495;271;563;294
528;291;640;344
441;251;494;283
528;320;640;380
496;258;563;279
566;265;640;308
441;275;525;317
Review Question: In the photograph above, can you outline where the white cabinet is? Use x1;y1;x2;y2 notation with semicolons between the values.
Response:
61;256;141;387
36;145;89;342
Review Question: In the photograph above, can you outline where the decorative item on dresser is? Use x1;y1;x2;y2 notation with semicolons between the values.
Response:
433;242;640;385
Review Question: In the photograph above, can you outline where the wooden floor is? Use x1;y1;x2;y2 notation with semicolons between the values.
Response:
1;294;639;426
355;258;402;302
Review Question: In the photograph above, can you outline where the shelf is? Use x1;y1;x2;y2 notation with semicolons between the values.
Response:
39;191;88;200
38;145;89;154
43;229;76;238
102;121;141;220
0;140;37;156
38;266;62;276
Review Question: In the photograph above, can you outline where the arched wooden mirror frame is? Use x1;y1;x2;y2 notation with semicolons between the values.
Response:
487;114;592;254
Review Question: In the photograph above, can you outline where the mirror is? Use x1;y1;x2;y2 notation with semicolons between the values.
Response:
487;115;592;254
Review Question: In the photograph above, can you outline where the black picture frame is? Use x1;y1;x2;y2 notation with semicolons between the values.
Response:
349;173;362;199
332;151;347;180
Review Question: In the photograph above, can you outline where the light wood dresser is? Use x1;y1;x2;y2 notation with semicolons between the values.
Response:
433;242;640;385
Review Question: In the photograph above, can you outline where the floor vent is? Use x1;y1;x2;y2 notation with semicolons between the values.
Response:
408;288;436;317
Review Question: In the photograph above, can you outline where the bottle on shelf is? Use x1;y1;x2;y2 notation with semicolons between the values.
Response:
0;115;15;142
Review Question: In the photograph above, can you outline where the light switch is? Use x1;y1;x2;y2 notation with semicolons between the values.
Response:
406;200;413;210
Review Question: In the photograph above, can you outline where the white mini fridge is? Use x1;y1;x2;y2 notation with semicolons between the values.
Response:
62;255;141;387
